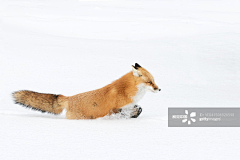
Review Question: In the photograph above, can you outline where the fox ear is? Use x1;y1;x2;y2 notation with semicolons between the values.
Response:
132;63;142;69
135;63;141;69
132;65;142;77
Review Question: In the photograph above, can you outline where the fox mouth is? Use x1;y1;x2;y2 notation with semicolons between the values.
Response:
152;88;161;93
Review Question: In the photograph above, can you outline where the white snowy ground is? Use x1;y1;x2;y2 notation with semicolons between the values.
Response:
1;0;240;159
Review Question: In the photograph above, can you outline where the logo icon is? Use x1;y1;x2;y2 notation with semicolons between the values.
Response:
182;110;196;125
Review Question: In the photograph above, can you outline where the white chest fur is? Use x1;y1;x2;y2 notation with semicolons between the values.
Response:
122;83;147;110
132;83;147;104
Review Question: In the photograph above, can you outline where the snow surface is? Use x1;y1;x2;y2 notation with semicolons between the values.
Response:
1;0;240;159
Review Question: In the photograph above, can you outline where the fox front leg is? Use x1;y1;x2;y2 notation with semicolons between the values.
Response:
112;105;142;118
119;105;142;118
130;105;142;118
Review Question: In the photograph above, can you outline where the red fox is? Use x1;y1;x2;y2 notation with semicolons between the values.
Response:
13;63;161;119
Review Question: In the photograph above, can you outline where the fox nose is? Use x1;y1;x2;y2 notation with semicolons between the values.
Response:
159;89;161;91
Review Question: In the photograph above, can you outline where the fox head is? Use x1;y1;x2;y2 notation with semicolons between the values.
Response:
132;63;161;93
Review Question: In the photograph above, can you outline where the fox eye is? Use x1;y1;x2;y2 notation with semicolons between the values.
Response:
147;81;152;84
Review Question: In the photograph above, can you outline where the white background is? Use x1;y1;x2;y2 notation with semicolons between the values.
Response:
1;0;240;159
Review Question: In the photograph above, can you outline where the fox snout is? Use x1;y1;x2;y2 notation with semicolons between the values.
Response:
152;84;161;92
154;88;161;91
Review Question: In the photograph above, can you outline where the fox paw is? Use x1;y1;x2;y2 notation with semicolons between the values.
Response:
131;105;142;118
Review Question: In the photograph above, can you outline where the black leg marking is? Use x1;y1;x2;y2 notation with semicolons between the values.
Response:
131;107;142;118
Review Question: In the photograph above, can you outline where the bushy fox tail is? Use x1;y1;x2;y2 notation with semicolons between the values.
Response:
13;90;68;114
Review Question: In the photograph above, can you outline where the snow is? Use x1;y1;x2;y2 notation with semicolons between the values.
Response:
1;0;240;159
